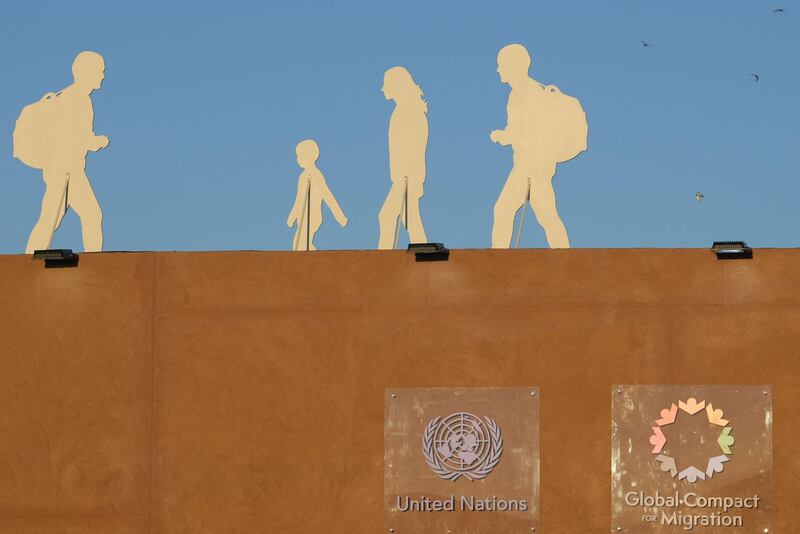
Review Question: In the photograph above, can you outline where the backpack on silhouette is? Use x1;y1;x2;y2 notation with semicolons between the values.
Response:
538;85;588;163
13;92;62;170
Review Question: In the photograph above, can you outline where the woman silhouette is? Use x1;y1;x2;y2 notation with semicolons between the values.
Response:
378;66;428;249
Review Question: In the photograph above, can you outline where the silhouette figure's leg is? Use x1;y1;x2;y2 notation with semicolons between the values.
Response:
292;226;303;251
25;170;69;254
295;208;309;251
529;167;570;249
54;179;69;231
492;169;528;248
307;210;323;251
66;170;103;252
378;181;405;249
406;180;428;244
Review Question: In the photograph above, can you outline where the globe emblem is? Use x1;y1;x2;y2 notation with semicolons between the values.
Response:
434;413;491;471
423;412;504;481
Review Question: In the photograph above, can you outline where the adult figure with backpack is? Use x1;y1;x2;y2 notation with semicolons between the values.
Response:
490;44;587;249
14;51;110;253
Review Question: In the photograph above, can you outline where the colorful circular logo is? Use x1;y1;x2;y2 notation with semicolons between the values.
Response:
422;412;503;481
649;397;735;483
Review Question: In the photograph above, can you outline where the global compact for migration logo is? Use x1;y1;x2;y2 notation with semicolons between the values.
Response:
649;397;735;483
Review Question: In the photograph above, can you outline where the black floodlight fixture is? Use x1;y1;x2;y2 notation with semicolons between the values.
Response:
711;241;752;260
408;242;449;262
32;249;79;268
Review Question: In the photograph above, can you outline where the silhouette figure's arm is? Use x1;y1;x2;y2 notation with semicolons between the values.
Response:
80;99;109;152
287;175;306;227
491;116;514;146
491;100;515;146
491;128;512;146
320;178;348;227
89;134;109;151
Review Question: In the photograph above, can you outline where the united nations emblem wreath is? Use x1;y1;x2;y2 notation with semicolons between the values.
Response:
422;412;503;481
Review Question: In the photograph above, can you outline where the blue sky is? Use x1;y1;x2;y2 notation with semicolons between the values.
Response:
0;1;797;253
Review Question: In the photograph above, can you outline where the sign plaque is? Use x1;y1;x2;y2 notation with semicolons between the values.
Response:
385;387;540;533
611;385;772;533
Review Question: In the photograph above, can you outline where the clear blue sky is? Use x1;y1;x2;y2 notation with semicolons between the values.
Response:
0;1;797;253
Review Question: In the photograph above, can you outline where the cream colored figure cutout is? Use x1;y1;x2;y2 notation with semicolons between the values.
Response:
490;44;588;249
287;140;348;251
14;51;110;254
378;67;429;249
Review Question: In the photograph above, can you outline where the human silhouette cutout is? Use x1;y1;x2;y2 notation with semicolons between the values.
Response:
287;139;348;251
14;51;110;254
490;44;588;249
378;67;429;249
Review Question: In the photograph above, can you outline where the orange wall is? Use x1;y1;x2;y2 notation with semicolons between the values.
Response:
0;249;797;532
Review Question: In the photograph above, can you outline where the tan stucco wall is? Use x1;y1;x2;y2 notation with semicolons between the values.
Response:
0;249;796;532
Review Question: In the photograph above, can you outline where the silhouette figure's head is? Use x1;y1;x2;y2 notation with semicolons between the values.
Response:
296;139;320;168
497;44;531;86
72;51;106;91
382;66;426;111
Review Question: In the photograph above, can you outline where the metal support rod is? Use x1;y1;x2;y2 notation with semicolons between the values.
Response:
514;178;531;249
404;176;408;232
306;178;311;251
393;177;408;250
47;172;70;249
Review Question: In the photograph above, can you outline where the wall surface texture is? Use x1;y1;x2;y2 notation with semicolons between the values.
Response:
0;249;797;533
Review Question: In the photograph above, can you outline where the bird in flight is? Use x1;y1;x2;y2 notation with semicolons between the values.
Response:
641;40;652;47
772;8;786;14
695;192;704;203
750;73;760;82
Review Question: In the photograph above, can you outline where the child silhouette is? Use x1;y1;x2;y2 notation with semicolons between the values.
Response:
286;140;348;251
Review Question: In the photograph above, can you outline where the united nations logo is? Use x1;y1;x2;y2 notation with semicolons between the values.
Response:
422;412;503;481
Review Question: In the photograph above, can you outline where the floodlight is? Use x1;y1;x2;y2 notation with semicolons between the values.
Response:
408;243;449;262
32;249;79;268
711;241;752;260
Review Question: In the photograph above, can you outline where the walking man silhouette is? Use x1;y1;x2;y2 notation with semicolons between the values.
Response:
490;44;587;249
19;51;109;253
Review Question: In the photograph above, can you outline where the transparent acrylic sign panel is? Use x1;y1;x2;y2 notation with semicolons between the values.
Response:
385;387;540;533
611;385;772;533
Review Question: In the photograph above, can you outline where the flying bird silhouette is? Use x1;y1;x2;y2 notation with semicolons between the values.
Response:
750;73;760;82
772;8;786;14
641;40;652;47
